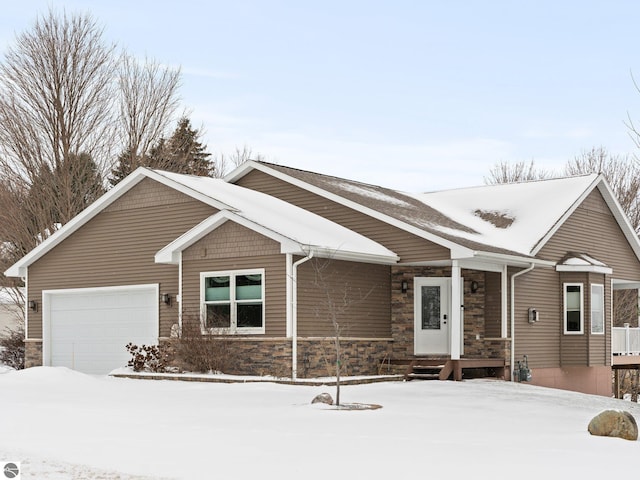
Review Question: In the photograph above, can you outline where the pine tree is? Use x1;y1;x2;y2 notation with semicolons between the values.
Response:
163;117;213;176
109;117;213;185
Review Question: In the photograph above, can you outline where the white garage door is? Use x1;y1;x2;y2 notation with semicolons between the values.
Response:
44;285;159;374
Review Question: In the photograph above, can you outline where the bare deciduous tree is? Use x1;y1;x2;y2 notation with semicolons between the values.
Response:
0;10;116;181
310;256;376;406
565;146;640;233
484;160;552;185
117;54;181;173
212;145;265;178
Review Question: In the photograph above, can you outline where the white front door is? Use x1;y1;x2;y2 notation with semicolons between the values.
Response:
414;277;451;355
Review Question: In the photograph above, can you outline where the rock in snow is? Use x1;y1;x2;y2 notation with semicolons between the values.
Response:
588;410;638;441
311;392;334;405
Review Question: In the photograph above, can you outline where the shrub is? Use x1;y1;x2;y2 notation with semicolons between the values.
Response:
174;316;233;373
0;324;25;370
125;343;173;373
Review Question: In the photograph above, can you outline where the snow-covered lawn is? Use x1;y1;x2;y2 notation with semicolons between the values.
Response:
1;367;640;479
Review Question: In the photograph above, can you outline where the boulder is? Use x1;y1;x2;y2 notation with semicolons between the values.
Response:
588;410;638;441
311;392;334;405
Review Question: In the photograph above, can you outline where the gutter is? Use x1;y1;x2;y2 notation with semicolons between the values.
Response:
291;252;313;380
510;263;535;382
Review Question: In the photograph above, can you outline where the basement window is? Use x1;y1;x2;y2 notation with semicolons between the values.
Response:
564;283;583;334
201;269;265;334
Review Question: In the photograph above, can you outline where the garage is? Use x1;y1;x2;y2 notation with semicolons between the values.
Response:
43;284;159;374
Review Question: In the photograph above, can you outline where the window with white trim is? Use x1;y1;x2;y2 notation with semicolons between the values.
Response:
202;269;265;334
564;283;583;334
591;284;604;334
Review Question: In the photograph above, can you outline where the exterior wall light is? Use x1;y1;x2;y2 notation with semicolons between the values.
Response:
401;280;408;293
28;300;38;311
161;293;171;306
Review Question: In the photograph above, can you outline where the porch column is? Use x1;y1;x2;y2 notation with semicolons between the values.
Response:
501;265;508;337
451;260;462;360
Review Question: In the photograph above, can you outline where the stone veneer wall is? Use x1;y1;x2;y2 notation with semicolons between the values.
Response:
165;337;393;378
391;266;509;362
25;340;42;368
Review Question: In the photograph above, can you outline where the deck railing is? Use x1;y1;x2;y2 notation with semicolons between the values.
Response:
613;325;640;355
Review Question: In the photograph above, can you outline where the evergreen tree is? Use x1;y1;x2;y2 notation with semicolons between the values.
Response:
109;117;213;185
165;117;213;176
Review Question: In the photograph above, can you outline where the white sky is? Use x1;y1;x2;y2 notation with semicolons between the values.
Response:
1;1;639;191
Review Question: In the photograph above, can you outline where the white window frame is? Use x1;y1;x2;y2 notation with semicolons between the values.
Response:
200;268;265;335
564;282;584;334
590;283;605;335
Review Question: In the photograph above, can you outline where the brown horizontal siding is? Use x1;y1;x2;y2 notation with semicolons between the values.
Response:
27;180;216;339
539;189;640;280
181;222;287;336
235;169;449;263
296;258;391;337
513;268;561;368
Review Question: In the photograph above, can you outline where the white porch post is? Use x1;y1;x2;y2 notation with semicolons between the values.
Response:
501;264;508;338
450;260;462;360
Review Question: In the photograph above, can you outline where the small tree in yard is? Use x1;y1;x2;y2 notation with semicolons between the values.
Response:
309;257;376;406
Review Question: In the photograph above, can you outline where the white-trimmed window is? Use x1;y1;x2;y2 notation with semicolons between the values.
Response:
201;269;265;334
591;284;604;334
564;283;583;334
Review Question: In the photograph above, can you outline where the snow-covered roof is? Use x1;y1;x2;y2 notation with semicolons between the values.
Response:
555;252;613;274
227;161;640;265
151;170;399;264
3;168;398;278
415;174;600;256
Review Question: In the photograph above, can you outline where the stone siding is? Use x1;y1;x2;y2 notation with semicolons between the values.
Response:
166;336;393;378
25;340;42;368
391;266;508;362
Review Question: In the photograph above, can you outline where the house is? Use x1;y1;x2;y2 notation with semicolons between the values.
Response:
0;287;22;333
6;161;640;396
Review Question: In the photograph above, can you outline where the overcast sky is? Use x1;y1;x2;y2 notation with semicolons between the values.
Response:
1;1;639;192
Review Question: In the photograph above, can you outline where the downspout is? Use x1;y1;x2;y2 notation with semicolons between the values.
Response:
291;252;313;380
510;263;535;382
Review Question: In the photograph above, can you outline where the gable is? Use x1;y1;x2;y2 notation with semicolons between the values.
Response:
183;221;281;260
234;168;450;263
539;188;640;280
104;177;197;213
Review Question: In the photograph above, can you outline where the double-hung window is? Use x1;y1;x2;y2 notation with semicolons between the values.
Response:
564;283;584;334
591;284;604;334
202;269;265;334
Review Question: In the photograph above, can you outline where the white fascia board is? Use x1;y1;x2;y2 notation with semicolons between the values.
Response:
5;168;153;278
155;211;302;265
227;161;473;256
5;167;240;278
147;169;237;212
300;246;399;265
555;264;613;275
155;213;230;264
470;251;556;268
594;180;640;262
530;175;640;263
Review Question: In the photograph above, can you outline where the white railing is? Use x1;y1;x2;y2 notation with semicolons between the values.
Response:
613;324;640;355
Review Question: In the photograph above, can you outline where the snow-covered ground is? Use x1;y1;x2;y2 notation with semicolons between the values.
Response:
1;366;640;479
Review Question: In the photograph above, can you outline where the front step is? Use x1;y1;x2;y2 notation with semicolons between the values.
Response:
404;359;452;381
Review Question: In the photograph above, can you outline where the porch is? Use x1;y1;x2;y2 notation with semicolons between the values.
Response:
399;357;509;381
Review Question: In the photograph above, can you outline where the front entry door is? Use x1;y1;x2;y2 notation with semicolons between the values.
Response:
414;277;451;355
